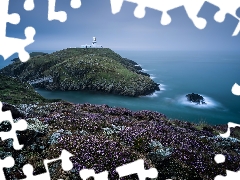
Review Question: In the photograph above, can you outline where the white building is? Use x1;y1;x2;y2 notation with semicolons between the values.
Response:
81;37;103;48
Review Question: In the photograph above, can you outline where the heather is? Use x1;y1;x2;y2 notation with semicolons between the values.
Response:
1;101;239;180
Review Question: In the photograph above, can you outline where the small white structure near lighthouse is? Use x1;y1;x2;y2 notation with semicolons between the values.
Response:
81;37;103;48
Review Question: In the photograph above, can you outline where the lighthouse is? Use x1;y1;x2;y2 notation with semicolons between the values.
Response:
92;37;97;47
81;37;103;48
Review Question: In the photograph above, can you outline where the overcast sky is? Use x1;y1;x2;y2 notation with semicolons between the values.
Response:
7;0;240;51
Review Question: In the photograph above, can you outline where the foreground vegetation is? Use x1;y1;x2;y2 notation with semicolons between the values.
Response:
1;49;239;179
0;75;239;180
0;74;61;105
1;101;239;180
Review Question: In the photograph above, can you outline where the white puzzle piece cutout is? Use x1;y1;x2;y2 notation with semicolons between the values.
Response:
232;83;240;96
0;0;36;62
110;0;240;36
0;156;15;180
0;102;28;150
116;159;158;180
48;0;82;22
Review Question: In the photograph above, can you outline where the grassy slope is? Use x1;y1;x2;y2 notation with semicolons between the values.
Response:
0;74;61;104
0;48;158;96
1;48;140;79
11;52;48;62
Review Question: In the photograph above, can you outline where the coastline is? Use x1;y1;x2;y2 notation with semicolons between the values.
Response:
0;48;160;97
0;65;240;179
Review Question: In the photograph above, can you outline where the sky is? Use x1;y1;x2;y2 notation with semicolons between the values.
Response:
6;0;240;51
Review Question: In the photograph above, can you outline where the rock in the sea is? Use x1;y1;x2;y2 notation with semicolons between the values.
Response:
186;93;206;105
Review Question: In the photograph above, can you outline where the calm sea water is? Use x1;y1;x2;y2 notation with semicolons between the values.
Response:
1;50;240;125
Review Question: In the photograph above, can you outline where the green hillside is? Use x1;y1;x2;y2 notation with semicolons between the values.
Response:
0;74;61;104
0;48;160;97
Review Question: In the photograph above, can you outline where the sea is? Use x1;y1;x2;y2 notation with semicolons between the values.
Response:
1;50;240;125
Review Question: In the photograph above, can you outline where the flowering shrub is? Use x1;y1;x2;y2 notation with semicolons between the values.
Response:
1;102;239;179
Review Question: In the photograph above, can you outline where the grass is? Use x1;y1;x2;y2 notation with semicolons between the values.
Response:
0;74;62;105
0;48;155;93
194;120;209;131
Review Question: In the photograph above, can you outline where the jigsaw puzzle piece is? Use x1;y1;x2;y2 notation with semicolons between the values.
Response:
79;169;109;180
48;0;67;22
219;122;240;138
0;102;28;150
48;0;81;22
110;0;124;14
111;0;187;25
110;0;240;35
3;130;50;179
22;164;51;180
0;27;35;62
202;0;240;36
181;0;207;29
0;156;14;180
21;149;74;180
133;0;183;24
0;0;20;38
197;2;240;37
0;0;36;62
214;170;240;180
206;0;240;23
110;0;207;28
0;118;28;150
213;122;240;179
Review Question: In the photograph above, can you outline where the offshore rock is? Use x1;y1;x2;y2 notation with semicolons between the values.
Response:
186;93;206;104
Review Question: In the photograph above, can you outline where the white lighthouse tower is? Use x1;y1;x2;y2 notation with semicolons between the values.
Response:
81;37;103;48
92;37;97;47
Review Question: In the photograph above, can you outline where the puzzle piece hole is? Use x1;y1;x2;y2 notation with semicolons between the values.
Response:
24;0;35;11
22;164;34;177
8;13;21;25
134;5;146;18
215;154;225;164
70;0;81;9
2;156;15;168
21;160;46;177
161;12;171;25
214;11;225;23
48;160;70;179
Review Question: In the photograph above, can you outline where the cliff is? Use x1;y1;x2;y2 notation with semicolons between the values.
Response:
0;75;239;180
0;48;160;97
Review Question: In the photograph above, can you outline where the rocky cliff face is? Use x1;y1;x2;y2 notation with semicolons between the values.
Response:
0;73;239;180
0;48;160;97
